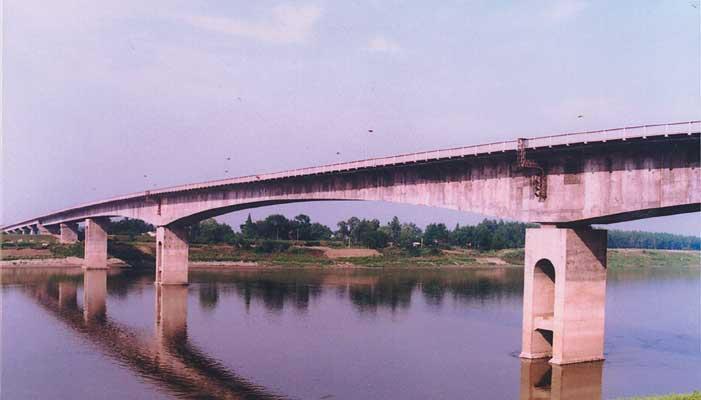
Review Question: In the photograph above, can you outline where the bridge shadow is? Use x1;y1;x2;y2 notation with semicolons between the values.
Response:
28;273;287;400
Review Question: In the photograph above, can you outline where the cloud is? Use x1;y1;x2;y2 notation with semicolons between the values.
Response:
544;0;589;21
187;4;322;44
366;35;402;53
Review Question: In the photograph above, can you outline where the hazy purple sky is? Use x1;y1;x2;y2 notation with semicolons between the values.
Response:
2;1;700;235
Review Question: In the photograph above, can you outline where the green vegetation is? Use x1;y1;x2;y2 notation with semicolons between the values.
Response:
340;248;477;268
189;242;333;267
609;230;700;250
2;215;699;269
0;234;57;247
49;243;84;258
618;391;701;400
0;234;85;260
107;218;155;237
607;249;700;269
239;214;332;242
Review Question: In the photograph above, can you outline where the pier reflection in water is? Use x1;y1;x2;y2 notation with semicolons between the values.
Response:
28;271;286;400
520;359;603;400
83;269;107;322
2;266;699;399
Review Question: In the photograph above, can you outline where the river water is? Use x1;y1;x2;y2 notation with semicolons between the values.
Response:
1;266;699;399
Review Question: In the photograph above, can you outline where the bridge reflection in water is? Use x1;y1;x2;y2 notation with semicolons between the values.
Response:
30;272;287;400
520;359;603;400
24;269;609;399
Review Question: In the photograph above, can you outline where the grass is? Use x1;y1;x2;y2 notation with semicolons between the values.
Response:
189;243;333;267
340;247;477;268
2;232;699;270
607;249;700;269
618;391;701;400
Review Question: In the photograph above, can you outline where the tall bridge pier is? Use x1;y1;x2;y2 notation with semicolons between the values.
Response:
84;218;109;269
155;225;189;285
520;226;608;365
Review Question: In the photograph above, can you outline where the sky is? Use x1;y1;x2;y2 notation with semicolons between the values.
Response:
2;0;700;235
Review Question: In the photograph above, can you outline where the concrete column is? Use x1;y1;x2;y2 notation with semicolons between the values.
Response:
520;226;607;365
58;281;78;309
84;218;109;269
83;269;107;322
519;359;603;400
155;225;189;285
38;223;60;237
155;285;188;344
21;227;31;235
60;223;80;244
28;225;39;235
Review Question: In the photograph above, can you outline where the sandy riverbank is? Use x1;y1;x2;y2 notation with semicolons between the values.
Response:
0;257;129;269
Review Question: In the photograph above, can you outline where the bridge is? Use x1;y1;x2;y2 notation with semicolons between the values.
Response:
3;120;700;365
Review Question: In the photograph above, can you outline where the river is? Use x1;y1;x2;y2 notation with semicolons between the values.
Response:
1;266;699;399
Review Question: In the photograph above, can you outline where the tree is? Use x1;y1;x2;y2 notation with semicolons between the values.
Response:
256;214;291;240
397;223;422;248
240;214;257;238
365;230;389;249
309;223;332;240
108;218;155;236
424;223;450;247
190;218;237;244
292;214;312;240
388;216;402;243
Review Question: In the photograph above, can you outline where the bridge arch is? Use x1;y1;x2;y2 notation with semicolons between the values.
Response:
532;258;556;349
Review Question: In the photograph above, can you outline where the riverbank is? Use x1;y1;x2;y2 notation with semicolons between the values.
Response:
2;235;699;269
619;391;701;400
0;257;129;268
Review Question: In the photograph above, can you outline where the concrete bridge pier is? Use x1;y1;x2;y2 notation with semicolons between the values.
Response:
36;223;55;236
155;225;189;285
520;226;607;365
84;218;109;269
60;223;79;244
83;269;107;322
21;227;31;235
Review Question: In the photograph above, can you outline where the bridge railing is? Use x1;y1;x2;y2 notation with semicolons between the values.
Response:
526;121;700;148
226;122;700;181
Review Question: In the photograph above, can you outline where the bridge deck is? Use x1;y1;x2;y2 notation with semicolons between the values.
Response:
3;121;699;231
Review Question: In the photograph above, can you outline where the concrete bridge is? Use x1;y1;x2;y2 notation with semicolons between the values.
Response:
3;120;700;365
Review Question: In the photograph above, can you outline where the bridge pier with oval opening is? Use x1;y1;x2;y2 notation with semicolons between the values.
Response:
520;226;607;365
155;225;189;285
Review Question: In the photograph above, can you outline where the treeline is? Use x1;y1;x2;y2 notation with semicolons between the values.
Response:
335;217;532;250
109;216;701;251
189;214;532;250
108;219;154;236
608;230;700;250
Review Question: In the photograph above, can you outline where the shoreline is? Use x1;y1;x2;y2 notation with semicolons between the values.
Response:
1;248;698;270
0;258;522;270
